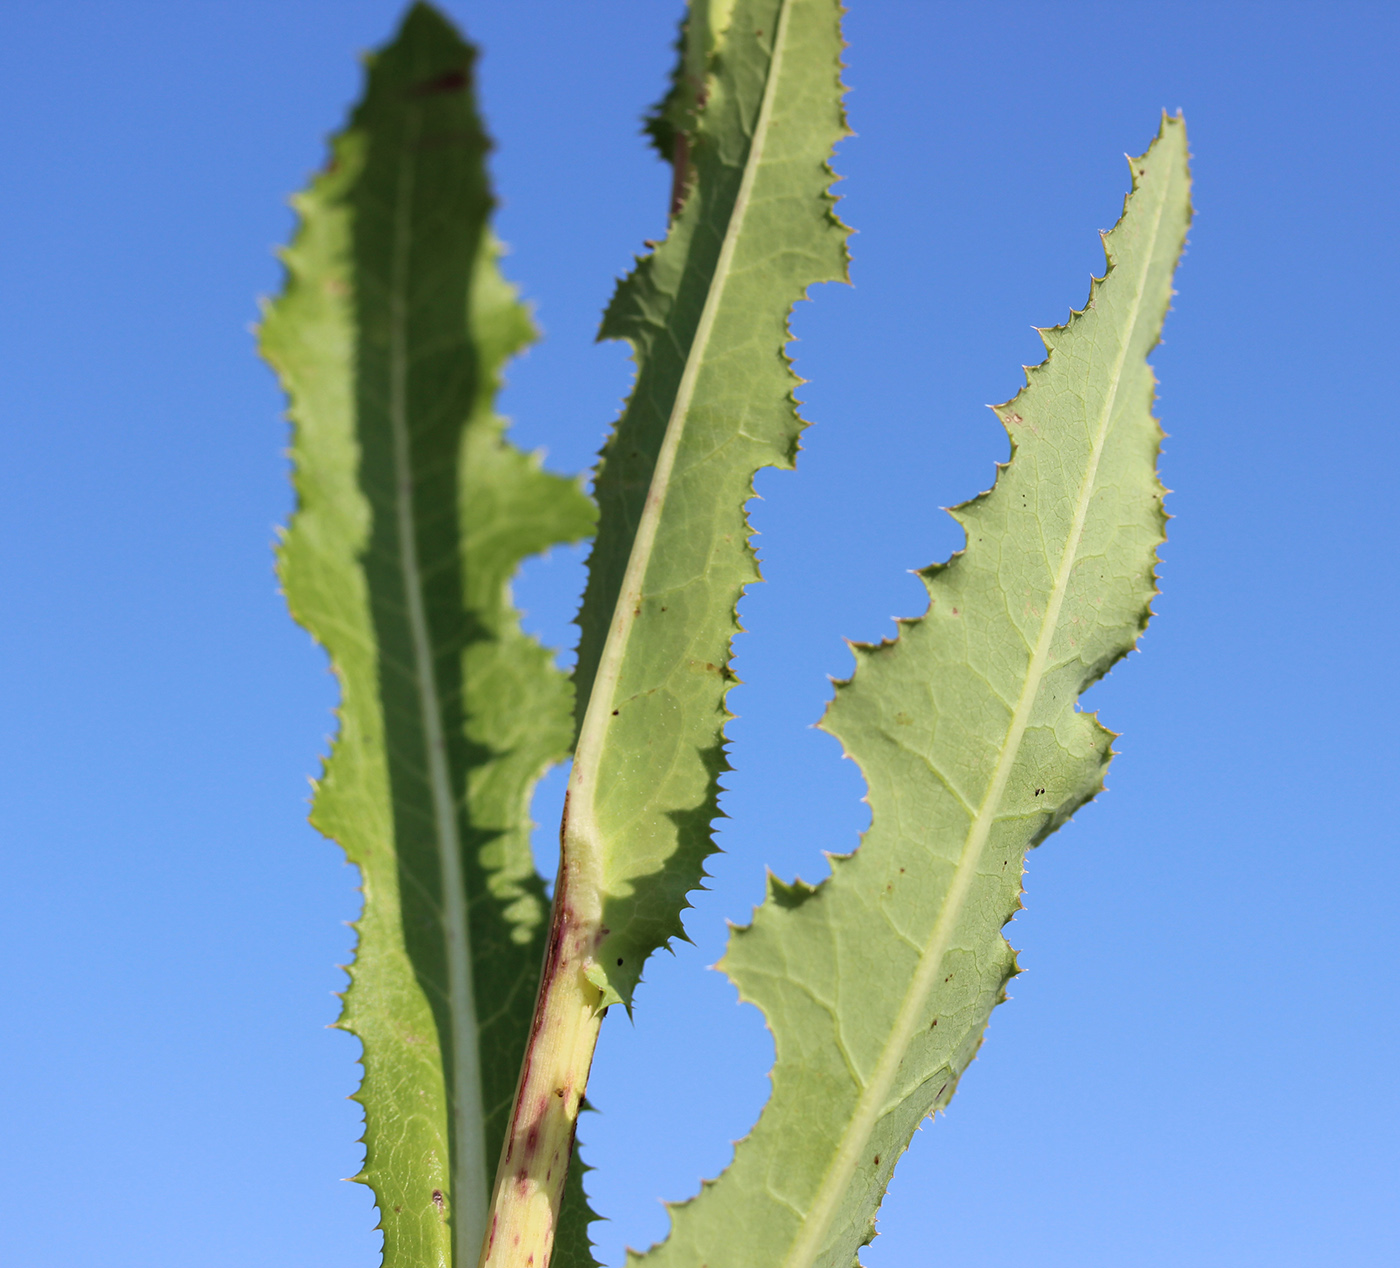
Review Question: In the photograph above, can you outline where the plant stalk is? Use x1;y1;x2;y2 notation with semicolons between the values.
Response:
476;851;607;1268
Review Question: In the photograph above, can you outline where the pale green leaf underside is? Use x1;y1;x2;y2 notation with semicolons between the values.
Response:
636;116;1191;1268
260;6;594;1265
571;0;850;1005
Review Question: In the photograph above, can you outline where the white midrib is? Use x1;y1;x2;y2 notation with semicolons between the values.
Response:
780;178;1174;1268
563;0;795;891
387;112;488;1265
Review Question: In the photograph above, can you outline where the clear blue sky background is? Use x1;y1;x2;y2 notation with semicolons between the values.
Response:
1;2;1396;1265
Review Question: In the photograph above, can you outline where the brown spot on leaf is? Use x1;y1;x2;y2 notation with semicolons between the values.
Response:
410;68;468;97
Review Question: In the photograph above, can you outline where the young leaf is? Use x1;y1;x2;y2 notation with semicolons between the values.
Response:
635;116;1191;1268
260;6;594;1265
478;2;848;1263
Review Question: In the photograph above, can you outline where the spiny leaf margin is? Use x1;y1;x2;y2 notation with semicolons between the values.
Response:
567;0;852;1009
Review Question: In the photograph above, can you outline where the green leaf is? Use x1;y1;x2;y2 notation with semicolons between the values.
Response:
566;0;850;1009
634;115;1191;1268
259;6;595;1265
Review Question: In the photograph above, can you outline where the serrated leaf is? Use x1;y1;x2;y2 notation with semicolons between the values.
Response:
259;6;595;1265
635;115;1191;1268
567;0;850;1008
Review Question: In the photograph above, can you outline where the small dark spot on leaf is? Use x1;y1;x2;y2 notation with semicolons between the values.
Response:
873;1154;881;1165
951;608;959;616
611;709;619;716
410;69;468;97
944;974;953;983
1034;787;1045;796
431;1189;445;1212
616;957;624;966
930;1017;938;1028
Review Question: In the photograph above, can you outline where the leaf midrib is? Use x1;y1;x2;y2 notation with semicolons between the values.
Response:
563;0;796;895
385;105;488;1262
779;172;1173;1268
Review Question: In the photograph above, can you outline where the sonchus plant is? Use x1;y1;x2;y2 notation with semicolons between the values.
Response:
261;3;1191;1266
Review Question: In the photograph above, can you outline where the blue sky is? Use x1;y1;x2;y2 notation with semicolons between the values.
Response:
1;2;1396;1265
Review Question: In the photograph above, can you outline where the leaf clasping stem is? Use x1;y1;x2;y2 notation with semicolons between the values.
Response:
477;4;797;1264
